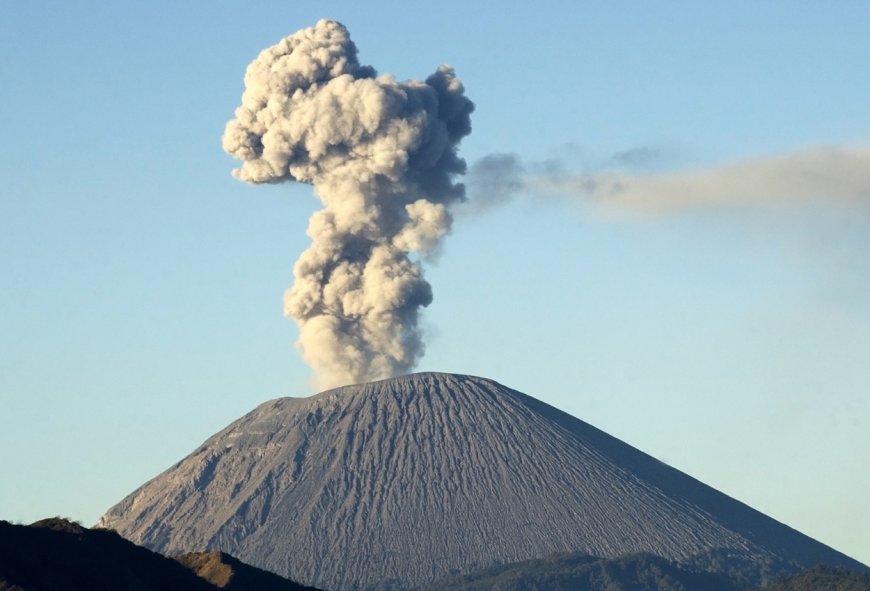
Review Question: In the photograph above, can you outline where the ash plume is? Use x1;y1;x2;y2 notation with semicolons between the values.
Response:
223;20;474;389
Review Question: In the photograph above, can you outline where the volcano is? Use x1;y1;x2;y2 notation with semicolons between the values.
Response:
98;373;865;590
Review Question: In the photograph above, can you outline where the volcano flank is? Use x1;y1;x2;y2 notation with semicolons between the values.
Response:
99;373;866;590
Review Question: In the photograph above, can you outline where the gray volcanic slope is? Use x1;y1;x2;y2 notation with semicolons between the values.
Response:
99;373;864;590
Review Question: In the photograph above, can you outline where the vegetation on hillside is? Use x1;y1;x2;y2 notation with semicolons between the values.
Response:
175;551;320;591
752;565;870;591
423;551;740;591
423;550;870;591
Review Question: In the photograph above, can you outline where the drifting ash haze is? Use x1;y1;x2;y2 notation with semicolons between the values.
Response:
98;373;865;591
470;145;870;215
223;20;474;390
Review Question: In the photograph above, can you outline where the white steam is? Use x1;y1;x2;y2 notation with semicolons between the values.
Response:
223;20;474;389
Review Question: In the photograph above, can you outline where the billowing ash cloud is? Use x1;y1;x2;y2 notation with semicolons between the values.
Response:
223;20;474;389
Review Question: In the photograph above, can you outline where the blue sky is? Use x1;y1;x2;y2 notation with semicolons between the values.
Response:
2;1;868;566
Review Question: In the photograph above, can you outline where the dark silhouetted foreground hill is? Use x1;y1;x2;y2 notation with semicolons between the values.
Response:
0;518;319;591
99;373;869;590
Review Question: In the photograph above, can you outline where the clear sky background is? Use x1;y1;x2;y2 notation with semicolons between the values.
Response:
2;0;868;566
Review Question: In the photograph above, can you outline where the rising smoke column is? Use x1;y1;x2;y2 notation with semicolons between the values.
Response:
223;20;474;389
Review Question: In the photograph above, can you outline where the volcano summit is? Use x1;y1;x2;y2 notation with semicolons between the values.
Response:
99;373;865;590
